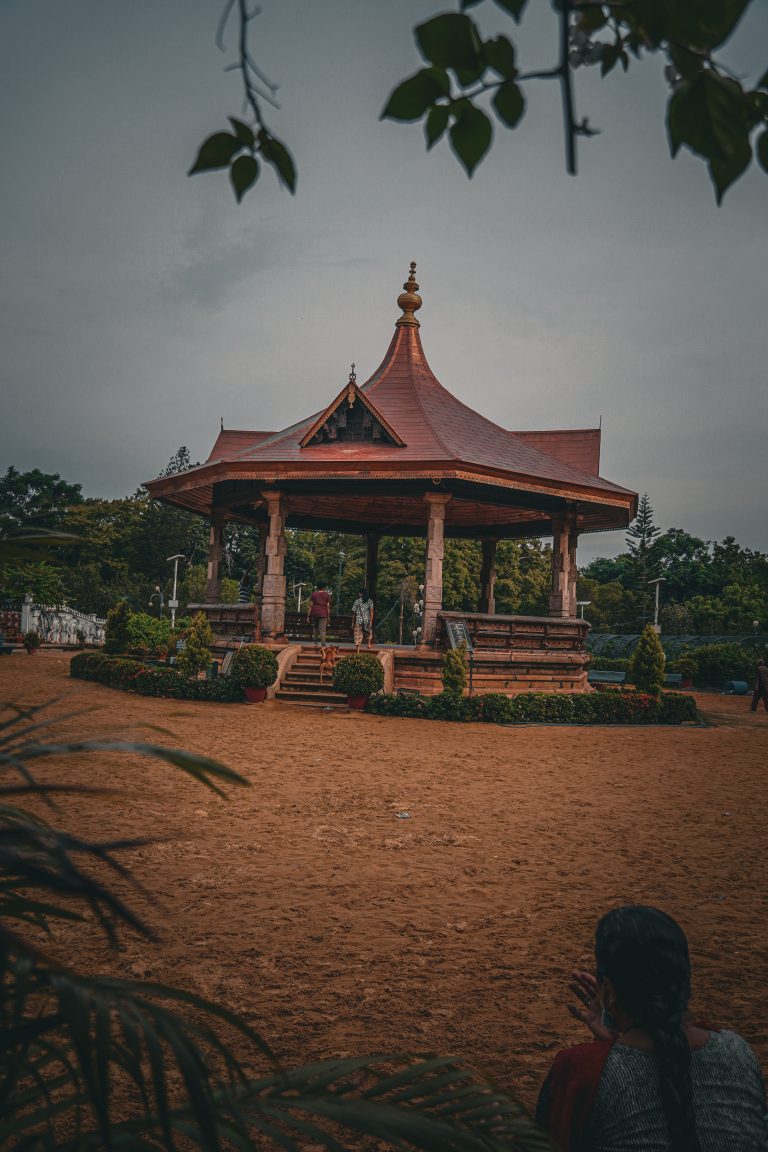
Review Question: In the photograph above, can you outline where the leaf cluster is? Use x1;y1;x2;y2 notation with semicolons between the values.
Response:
188;119;296;202
382;7;528;176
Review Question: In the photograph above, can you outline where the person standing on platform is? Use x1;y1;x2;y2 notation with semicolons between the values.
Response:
307;581;331;645
751;658;768;713
351;588;374;651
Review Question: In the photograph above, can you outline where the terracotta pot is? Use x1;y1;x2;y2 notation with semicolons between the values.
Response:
681;678;693;690
244;686;268;703
347;694;369;711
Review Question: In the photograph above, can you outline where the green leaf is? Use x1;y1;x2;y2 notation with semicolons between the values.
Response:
460;0;484;7
425;104;450;149
416;13;482;74
600;42;620;77
666;0;750;51
484;35;517;79
667;72;748;161
258;133;297;193
758;131;768;174
449;103;492;176
230;155;260;203
708;133;751;202
493;80;525;128
187;132;242;175
492;0;527;21
228;117;256;147
759;68;768;91
381;68;450;122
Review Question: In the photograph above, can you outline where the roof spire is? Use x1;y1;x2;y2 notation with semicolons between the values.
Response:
395;260;422;328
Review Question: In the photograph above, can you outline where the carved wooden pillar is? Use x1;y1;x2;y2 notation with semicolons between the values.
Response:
205;512;225;603
478;537;498;615
365;533;380;605
567;518;579;621
422;493;451;644
260;491;287;638
252;529;267;634
549;512;577;618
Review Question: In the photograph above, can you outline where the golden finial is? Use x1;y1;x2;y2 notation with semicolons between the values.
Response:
396;260;422;327
346;363;357;406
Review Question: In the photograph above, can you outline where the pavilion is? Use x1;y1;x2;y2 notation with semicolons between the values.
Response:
145;264;637;694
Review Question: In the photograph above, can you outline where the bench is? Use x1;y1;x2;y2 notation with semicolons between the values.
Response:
663;673;683;688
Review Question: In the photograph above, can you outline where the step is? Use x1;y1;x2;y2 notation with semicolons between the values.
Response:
276;688;348;706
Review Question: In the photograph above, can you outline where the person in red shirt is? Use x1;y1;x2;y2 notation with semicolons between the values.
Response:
307;582;331;645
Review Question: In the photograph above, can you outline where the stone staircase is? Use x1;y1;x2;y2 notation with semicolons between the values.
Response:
275;647;349;707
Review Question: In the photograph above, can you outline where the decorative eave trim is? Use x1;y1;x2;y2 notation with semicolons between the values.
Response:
298;378;406;448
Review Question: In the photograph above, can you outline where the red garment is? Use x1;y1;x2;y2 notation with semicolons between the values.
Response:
538;1039;614;1151
309;589;331;618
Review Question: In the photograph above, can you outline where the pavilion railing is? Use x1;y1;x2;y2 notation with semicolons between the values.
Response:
437;611;589;655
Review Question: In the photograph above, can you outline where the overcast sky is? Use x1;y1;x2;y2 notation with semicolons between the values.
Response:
2;0;766;562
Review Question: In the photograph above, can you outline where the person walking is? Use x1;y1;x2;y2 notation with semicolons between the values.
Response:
751;657;768;713
351;588;374;651
307;581;331;645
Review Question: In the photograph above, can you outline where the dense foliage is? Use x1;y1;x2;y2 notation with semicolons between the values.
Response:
627;625;666;697
70;651;243;701
333;653;385;697
229;644;279;690
103;599;132;654
367;690;698;725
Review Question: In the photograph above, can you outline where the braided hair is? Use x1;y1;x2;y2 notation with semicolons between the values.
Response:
595;907;701;1152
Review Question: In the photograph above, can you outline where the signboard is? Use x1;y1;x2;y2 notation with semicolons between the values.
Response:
445;618;474;653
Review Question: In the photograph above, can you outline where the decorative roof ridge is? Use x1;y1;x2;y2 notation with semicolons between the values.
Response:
299;365;406;448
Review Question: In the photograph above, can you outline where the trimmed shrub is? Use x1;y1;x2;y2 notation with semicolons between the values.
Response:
104;600;132;654
125;612;174;655
441;643;467;695
23;630;41;651
70;652;242;702
365;688;699;726
177;612;214;679
627;625;665;697
229;644;279;690
333;653;384;697
366;693;429;719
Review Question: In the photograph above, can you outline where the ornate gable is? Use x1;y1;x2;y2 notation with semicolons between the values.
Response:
300;366;405;448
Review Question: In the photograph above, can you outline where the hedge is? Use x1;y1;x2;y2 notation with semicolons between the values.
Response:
70;652;243;702
366;690;699;725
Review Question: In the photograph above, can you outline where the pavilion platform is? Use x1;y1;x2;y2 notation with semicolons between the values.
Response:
194;603;590;698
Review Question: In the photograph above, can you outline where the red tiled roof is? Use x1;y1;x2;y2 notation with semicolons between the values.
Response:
514;429;601;476
217;324;630;501
206;429;274;461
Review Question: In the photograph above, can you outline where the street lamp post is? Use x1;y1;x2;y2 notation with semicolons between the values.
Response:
148;587;164;619
576;599;591;620
293;581;306;615
166;554;185;631
648;577;666;632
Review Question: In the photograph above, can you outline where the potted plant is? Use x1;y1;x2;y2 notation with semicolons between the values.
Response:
230;644;279;703
23;630;41;656
333;653;384;710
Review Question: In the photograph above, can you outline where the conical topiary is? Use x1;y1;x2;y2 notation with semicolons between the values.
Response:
442;642;467;696
176;612;214;679
628;624;665;697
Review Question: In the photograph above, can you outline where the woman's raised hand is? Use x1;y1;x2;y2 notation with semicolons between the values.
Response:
567;970;618;1041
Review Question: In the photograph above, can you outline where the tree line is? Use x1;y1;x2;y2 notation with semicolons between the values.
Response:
1;462;765;640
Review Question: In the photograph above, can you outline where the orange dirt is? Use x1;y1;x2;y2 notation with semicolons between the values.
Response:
3;651;767;1110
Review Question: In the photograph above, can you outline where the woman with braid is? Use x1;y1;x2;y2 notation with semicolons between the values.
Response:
536;907;767;1150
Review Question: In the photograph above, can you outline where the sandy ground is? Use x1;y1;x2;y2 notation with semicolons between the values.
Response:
3;651;768;1110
